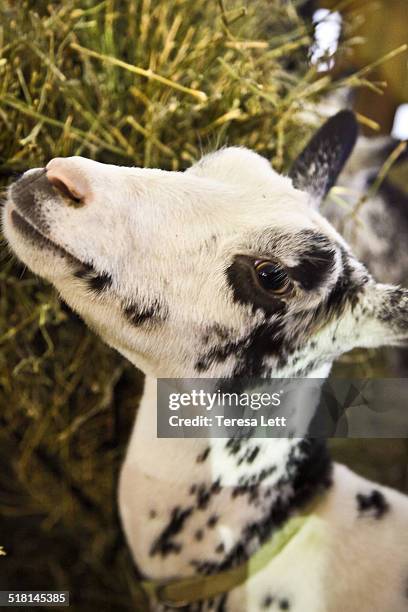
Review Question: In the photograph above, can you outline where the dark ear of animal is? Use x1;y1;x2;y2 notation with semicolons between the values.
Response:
289;110;358;204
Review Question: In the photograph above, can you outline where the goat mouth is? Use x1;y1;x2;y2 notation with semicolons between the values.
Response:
11;208;63;253
9;207;85;272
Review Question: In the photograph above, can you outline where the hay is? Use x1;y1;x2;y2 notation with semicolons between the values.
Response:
0;1;405;610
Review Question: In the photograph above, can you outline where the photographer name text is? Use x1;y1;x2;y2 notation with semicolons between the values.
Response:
168;415;287;428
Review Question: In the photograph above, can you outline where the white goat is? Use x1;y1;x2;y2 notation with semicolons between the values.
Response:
3;111;408;612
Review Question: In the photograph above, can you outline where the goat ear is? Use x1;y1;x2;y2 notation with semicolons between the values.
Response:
289;110;358;204
350;284;408;350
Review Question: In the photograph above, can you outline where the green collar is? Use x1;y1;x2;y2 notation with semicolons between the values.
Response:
137;515;319;609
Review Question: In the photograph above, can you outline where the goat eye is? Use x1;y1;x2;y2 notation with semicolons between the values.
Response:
254;260;291;295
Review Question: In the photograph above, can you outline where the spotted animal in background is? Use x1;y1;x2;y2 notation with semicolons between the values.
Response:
3;111;408;611
326;135;408;287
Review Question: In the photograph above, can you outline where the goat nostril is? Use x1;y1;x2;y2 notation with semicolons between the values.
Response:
48;176;83;206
